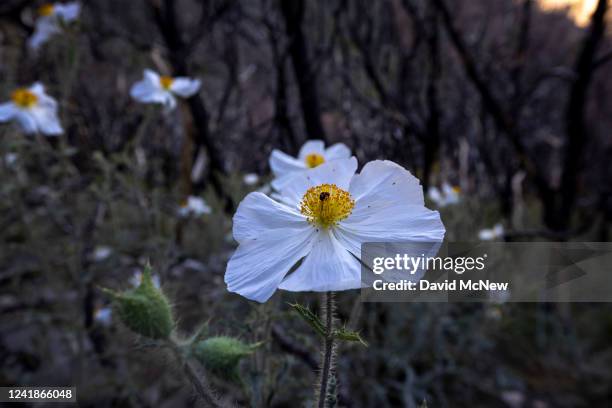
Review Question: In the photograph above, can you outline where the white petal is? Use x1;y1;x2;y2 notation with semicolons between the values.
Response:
324;143;351;161
30;106;63;136
269;149;305;176
225;228;315;302
14;111;38;134
478;229;494;241
0;103;17;122
349;160;424;205
54;2;80;22
336;203;445;258
298;140;325;160
30;83;58;110
276;157;358;208
427;186;443;206
279;229;361;292
28;19;59;49
162;93;177;111
232;192;308;242
170;78;201;98
143;69;161;86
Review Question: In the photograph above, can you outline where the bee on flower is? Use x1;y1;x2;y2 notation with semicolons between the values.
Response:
478;223;505;241
177;196;212;218
0;83;63;136
130;69;201;111
29;2;81;50
225;158;445;302
270;140;351;191
427;182;461;207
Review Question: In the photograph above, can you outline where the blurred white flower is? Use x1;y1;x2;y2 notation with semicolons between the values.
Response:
225;158;445;302
178;196;212;217
478;223;505;241
243;173;259;186
0;83;63;135
269;140;351;191
93;306;112;327
130;269;161;289
4;153;18;166
29;2;80;50
130;69;201;111
92;246;113;262
427;182;460;207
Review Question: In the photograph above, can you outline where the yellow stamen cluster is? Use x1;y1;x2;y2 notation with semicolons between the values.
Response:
11;88;38;109
304;153;325;168
159;76;174;90
452;186;461;194
300;183;355;228
38;4;55;17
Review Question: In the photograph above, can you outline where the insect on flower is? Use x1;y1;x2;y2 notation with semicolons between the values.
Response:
225;158;446;302
130;69;201;111
269;140;351;191
29;2;81;50
0;83;63;136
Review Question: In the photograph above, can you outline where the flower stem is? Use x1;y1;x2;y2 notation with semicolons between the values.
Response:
168;338;224;408
317;291;336;408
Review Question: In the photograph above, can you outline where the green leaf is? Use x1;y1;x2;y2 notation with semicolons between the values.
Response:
332;326;368;346
288;303;327;337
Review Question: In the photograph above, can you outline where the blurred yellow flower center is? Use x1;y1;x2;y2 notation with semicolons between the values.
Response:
304;153;325;168
38;4;55;16
11;88;38;109
300;184;355;228
452;186;461;194
160;76;174;90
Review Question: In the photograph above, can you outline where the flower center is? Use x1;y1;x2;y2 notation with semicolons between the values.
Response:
304;153;325;168
451;186;461;194
11;88;38;109
38;4;55;16
300;183;355;228
160;76;174;90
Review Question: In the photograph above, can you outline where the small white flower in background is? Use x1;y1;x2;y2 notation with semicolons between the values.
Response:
478;223;504;241
178;196;212;218
243;173;259;186
269;140;351;191
94;306;112;327
0;83;63;136
130;69;201;111
427;182;460;207
29;2;80;50
225;158;445;302
4;153;18;166
91;246;113;262
130;269;161;289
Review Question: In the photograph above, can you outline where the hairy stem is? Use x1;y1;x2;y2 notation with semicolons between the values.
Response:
169;338;224;408
317;291;336;408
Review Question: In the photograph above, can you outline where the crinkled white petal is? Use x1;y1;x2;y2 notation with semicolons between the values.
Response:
28;18;60;49
170;78;201;98
13;111;38;134
336;204;445;258
324;143;351;161
54;2;81;22
270;150;307;191
279;229;361;292
29;106;63;135
277;157;358;208
349;160;425;205
0;103;17;122
225;228;315;302
232;192;308;242
297;140;325;160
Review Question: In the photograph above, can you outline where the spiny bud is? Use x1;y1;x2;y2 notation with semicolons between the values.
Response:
192;336;260;381
102;264;174;340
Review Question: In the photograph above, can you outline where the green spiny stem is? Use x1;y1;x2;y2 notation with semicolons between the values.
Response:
317;291;336;408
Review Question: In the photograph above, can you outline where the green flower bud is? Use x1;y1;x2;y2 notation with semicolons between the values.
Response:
103;265;174;339
192;336;260;381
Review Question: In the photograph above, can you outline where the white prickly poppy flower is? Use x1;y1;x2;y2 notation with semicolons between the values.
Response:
29;2;81;50
269;140;351;191
178;196;212;217
0;83;63;136
226;158;446;302
130;69;201;111
478;223;504;241
427;182;460;207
